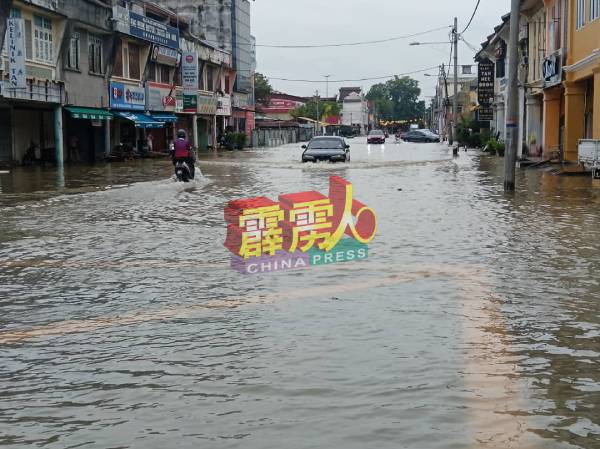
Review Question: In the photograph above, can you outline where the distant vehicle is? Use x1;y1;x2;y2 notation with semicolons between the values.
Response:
402;130;440;143
302;136;350;163
384;131;389;138
419;129;441;141
367;130;386;144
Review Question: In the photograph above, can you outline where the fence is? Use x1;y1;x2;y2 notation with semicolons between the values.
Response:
252;127;314;148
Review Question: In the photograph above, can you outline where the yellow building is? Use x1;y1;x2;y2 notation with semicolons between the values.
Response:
563;0;600;160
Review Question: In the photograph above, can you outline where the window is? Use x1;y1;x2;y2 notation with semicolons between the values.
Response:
67;31;80;70
88;34;103;74
207;66;214;91
147;62;157;81
577;0;585;28
160;65;171;84
113;42;123;77
128;43;140;79
33;15;53;63
591;0;600;21
462;65;472;75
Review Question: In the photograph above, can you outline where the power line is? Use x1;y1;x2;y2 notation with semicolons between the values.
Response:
255;26;451;49
461;0;482;34
266;66;440;83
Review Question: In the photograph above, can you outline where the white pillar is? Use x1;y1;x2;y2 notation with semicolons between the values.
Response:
192;114;199;148
54;105;64;166
526;94;542;157
517;86;526;158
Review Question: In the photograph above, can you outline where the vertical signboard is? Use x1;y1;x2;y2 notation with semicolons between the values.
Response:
477;59;494;106
477;59;494;122
181;51;198;113
7;18;26;89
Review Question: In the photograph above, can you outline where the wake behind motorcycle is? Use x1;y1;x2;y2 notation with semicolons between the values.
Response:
175;160;193;182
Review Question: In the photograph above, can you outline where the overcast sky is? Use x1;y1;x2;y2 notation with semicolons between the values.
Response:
250;0;508;99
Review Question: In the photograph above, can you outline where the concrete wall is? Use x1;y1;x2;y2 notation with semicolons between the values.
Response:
146;0;232;51
60;0;111;107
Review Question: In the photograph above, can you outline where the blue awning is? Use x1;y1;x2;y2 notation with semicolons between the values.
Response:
151;113;177;123
115;112;164;128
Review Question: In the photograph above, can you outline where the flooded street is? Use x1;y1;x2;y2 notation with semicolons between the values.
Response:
1;139;599;449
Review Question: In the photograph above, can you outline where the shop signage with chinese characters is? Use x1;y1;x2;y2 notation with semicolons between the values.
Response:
224;176;377;275
110;82;145;110
477;59;494;106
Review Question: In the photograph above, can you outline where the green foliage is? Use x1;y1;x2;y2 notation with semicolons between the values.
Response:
254;72;273;106
483;138;505;156
223;133;236;150
234;133;247;150
223;133;248;150
456;117;479;147
291;100;341;121
366;76;425;121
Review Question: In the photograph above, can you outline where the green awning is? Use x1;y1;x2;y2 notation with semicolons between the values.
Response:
66;107;113;120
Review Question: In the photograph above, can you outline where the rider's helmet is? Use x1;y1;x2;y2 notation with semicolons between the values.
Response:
177;129;187;139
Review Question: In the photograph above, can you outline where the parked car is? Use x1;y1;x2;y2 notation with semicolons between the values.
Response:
402;130;440;143
367;130;386;144
419;129;441;142
302;136;350;163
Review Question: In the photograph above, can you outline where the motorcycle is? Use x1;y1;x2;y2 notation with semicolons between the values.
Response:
175;160;193;182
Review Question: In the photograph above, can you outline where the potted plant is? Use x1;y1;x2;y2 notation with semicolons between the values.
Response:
234;133;247;150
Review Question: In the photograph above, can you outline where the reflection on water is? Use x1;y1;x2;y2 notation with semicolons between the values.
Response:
0;139;599;448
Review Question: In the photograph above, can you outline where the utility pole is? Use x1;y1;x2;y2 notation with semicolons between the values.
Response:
315;90;320;136
441;63;450;142
451;16;459;146
504;0;521;192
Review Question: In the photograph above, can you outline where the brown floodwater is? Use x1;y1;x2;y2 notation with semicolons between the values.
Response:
0;139;598;448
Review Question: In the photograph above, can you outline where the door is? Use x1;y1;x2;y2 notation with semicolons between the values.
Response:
0;110;11;164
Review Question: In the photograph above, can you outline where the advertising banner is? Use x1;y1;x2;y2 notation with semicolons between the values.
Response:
151;45;180;66
181;51;198;113
146;82;176;112
7;18;26;89
110;82;146;110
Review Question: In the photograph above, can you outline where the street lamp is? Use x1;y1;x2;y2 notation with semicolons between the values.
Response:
323;74;331;99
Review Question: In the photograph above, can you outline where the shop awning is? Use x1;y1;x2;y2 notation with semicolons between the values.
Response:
151;113;177;123
115;112;164;128
66;107;113;120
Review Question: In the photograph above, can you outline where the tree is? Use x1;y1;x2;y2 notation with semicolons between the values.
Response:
366;76;425;123
254;72;273;106
291;100;340;121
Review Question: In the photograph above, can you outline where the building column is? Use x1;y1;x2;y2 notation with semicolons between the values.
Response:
104;118;111;158
526;94;543;157
593;67;600;139
192;114;199;148
542;87;561;157
518;86;526;157
495;100;505;140
563;80;585;161
54;105;64;167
